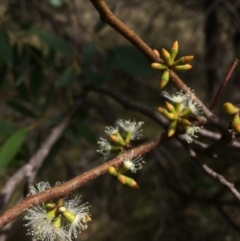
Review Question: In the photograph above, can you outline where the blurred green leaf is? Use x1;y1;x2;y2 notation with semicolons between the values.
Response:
0;121;15;137
0;128;28;170
59;66;77;87
75;121;97;145
114;46;152;76
7;100;37;118
0;28;13;68
37;30;73;55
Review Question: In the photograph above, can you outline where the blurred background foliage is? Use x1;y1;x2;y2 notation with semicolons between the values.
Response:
1;0;240;240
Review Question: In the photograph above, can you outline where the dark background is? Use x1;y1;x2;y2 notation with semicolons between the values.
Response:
1;0;240;240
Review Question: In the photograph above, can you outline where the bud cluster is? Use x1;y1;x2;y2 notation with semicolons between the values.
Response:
97;120;145;189
151;41;194;88
97;119;144;158
158;90;202;143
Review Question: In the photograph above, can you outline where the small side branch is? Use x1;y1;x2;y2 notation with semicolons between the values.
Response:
211;55;240;111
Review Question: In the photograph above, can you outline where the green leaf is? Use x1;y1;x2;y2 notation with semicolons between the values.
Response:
59;66;77;87
0;121;15;137
0;28;13;68
37;30;73;55
75;121;97;145
0;128;28;170
114;46;152;76
7;100;37;118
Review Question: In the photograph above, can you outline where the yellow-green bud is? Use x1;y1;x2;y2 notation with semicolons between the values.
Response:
107;166;118;176
173;64;192;71
117;173;140;190
222;102;239;115
160;48;172;65
160;69;170;88
151;62;168;70
172;56;194;66
168;120;177;137
170;41;178;61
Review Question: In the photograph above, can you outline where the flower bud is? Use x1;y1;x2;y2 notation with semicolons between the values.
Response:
109;133;126;146
157;107;176;120
160;48;172;65
178;118;191;127
153;49;160;58
160;69;170;88
222;102;239;115
107;166;118;176
170;41;178;61
168;120;177;137
173;64;192;71
151;62;168;70
165;101;176;115
172;56;194;66
117;173;140;190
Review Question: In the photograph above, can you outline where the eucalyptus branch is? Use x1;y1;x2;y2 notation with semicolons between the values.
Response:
0;133;170;229
88;0;229;136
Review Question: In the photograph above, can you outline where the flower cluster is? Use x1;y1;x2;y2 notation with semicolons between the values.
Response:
222;102;240;134
97;120;145;189
97;119;144;158
24;182;91;241
158;90;202;143
151;41;194;88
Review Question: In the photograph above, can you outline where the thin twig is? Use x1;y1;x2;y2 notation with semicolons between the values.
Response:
211;55;240;111
189;151;240;203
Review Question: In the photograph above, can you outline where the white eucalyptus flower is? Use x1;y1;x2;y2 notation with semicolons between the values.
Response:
187;97;202;116
122;151;145;173
62;196;91;238
185;125;200;143
117;119;144;140
97;138;112;156
162;91;187;104
105;125;118;135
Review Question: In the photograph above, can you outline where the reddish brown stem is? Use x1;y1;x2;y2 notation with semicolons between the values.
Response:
211;55;240;111
0;133;168;228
